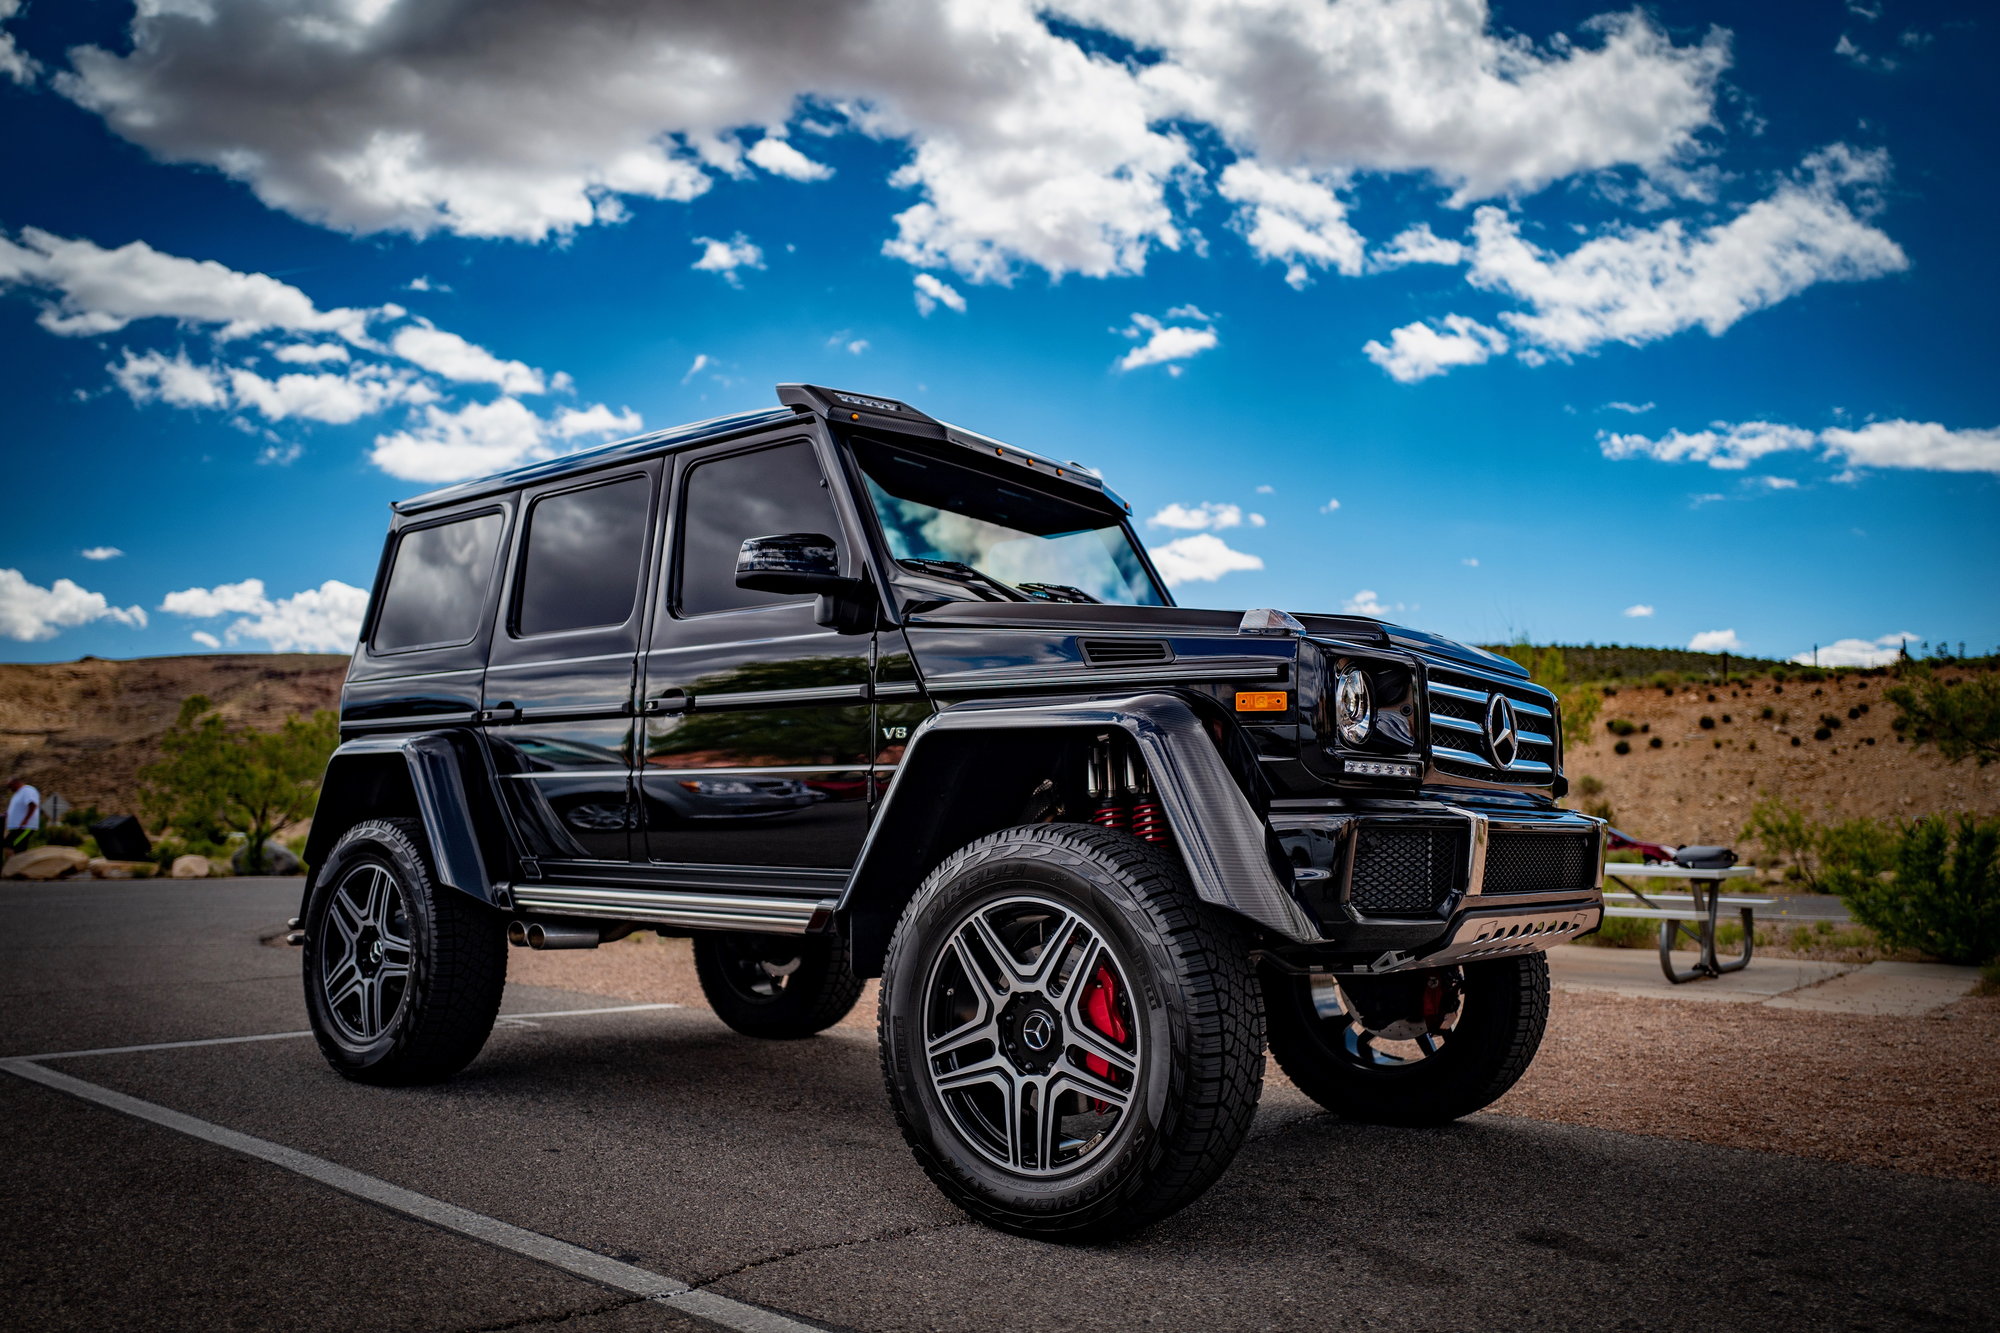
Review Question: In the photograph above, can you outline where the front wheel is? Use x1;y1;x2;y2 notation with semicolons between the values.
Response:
1264;954;1549;1126
302;818;507;1086
879;823;1264;1240
692;932;863;1038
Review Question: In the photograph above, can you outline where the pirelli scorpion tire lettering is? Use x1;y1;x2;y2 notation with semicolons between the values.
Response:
878;822;1265;1240
1263;953;1550;1127
693;932;865;1039
303;817;508;1086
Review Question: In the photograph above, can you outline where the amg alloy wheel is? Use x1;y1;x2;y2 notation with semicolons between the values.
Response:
692;932;863;1039
1264;954;1549;1126
880;823;1263;1239
303;818;507;1086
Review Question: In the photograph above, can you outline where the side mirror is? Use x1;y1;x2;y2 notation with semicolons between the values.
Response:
735;533;846;594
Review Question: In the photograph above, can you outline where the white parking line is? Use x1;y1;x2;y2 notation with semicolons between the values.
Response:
0;1024;822;1333
15;1002;682;1063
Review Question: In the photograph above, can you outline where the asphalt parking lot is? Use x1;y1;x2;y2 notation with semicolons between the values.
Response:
3;878;1995;1332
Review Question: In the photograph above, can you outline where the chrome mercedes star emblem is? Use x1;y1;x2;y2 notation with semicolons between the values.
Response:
1484;693;1519;769
1021;1011;1055;1051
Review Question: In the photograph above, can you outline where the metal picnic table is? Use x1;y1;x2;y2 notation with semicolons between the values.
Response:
1601;862;1770;985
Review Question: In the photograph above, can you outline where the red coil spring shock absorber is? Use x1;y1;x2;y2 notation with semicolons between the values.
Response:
1088;738;1127;830
1125;751;1168;844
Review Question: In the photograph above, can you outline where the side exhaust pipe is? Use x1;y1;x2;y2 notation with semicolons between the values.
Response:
506;919;603;950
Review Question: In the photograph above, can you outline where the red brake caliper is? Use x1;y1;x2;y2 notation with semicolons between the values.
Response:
1080;964;1128;1109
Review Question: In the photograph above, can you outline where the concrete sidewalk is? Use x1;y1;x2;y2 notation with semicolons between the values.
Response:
1547;944;1981;1015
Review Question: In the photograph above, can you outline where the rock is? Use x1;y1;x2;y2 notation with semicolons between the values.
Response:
168;854;212;880
231;840;304;876
3;845;90;880
87;858;157;880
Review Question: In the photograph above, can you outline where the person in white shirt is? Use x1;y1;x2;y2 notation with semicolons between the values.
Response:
6;776;41;856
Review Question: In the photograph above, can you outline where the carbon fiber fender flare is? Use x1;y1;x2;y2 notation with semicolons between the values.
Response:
299;731;504;915
843;692;1318;948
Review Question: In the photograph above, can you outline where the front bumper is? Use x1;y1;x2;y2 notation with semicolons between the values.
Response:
1269;799;1605;969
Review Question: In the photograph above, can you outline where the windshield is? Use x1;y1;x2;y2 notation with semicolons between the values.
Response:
852;436;1165;606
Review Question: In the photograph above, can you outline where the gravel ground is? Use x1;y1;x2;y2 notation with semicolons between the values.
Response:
511;934;2000;1187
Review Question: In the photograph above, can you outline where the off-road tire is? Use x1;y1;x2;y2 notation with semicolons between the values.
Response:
303;817;507;1086
1264;953;1549;1126
878;822;1264;1240
693;932;864;1039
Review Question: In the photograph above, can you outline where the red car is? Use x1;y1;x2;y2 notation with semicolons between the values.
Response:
1605;827;1675;863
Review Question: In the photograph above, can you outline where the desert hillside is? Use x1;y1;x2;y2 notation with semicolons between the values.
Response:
0;654;345;814
1565;670;2000;846
0;654;1992;844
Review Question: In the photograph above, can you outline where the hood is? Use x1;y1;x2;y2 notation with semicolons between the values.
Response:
1354;619;1530;679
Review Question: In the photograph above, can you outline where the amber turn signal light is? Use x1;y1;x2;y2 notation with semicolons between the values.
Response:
1234;691;1287;712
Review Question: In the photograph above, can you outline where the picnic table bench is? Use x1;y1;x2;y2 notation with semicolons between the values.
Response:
1600;862;1770;985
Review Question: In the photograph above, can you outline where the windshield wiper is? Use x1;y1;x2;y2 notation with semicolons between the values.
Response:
1016;582;1100;604
897;558;1029;602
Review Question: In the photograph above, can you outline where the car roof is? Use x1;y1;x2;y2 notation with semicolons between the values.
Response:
391;384;1129;517
391;406;801;514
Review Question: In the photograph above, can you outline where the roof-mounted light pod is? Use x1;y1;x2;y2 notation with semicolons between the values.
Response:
1238;608;1306;636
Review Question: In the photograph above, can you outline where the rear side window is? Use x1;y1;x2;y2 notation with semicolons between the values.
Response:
372;511;505;652
677;442;840;616
515;474;651;636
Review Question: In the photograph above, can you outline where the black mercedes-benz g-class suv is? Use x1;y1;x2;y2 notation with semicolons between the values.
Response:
299;383;1603;1238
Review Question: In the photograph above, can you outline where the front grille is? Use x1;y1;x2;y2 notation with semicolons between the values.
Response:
1349;824;1467;916
1422;660;1560;789
1481;832;1598;896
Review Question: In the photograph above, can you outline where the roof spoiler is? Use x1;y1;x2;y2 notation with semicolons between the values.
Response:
776;383;1131;515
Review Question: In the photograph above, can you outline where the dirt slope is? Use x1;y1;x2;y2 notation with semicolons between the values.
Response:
1;654;1992;841
1566;670;2000;847
0;654;345;815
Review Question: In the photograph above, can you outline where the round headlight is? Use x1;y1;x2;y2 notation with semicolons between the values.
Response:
1334;667;1373;745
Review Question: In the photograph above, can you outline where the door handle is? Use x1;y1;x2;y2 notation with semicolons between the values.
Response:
477;701;522;723
640;690;688;716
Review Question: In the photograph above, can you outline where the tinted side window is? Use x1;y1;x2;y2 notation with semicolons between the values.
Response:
678;442;840;616
516;475;651;637
373;512;505;652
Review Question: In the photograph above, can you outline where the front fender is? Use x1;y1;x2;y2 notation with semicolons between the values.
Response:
301;731;505;912
846;692;1317;951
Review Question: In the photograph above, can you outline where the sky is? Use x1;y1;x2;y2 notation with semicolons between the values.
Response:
0;0;1994;669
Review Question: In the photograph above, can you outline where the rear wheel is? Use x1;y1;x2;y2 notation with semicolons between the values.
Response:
302;818;507;1086
1264;954;1549;1126
879;823;1263;1240
692;932;863;1038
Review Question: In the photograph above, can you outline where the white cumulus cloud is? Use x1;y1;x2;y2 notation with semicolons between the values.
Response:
1623;604;1655;618
161;578;368;653
550;403;643;441
0;0;39;87
388;322;546;394
1148;502;1243;531
1791;632;1918;668
49;0;1727;286
692;234;764;285
0;569;147;641
81;547;123;561
369;397;554;483
1602;418;2000;476
913;273;965;316
1117;311;1218;373
1342;589;1399;617
1149;533;1263;586
1689;628;1745;653
1216;161;1363;288
746;135;832;181
1364;315;1508;383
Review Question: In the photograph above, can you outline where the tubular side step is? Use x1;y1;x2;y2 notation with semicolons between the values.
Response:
509;884;825;935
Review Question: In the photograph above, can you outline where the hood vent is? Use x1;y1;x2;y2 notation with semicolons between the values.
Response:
1081;639;1174;667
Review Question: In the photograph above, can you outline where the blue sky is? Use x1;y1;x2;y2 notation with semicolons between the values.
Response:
0;0;1993;667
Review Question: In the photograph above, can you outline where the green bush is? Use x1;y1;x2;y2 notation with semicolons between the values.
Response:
1606;718;1636;736
1840;814;2000;965
1885;667;2000;766
1613;740;1631;756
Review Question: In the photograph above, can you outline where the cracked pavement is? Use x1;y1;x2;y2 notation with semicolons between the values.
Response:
3;877;1995;1332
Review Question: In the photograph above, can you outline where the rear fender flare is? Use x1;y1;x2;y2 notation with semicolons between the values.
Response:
301;731;505;915
843;692;1316;974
